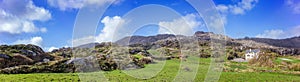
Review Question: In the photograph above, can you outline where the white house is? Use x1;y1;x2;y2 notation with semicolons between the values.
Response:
245;49;260;61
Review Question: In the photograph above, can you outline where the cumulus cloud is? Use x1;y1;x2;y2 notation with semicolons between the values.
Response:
216;0;259;15
72;16;125;46
213;0;258;34
47;0;122;11
207;15;227;33
13;37;43;47
96;16;125;42
286;0;300;14
158;14;201;35
0;0;51;34
256;25;300;39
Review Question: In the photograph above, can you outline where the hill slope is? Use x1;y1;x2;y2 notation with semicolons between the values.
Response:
239;36;300;48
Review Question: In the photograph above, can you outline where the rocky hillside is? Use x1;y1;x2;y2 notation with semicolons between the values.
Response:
0;43;155;73
116;31;300;56
115;34;178;46
1;31;300;74
116;31;231;47
0;44;54;69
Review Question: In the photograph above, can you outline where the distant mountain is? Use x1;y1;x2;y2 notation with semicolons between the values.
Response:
239;36;300;48
76;43;100;48
115;31;300;48
76;31;300;55
113;31;300;55
115;34;178;45
115;31;233;46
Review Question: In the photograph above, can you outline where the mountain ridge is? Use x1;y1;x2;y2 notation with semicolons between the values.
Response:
114;31;300;49
238;36;300;48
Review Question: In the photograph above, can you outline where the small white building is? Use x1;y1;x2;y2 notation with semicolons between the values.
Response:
245;49;260;60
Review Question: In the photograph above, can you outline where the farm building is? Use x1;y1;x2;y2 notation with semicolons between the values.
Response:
245;49;260;60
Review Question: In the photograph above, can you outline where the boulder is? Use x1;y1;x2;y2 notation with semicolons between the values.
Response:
0;58;9;68
0;54;34;69
11;54;34;66
140;57;153;64
66;56;99;72
0;54;12;59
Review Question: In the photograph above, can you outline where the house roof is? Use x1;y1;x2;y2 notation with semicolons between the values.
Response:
246;49;260;53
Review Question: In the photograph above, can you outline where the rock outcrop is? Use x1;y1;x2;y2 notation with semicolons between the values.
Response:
0;44;54;69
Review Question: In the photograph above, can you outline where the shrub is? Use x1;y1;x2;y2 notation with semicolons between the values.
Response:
199;49;211;58
249;52;276;68
132;54;144;60
289;63;300;71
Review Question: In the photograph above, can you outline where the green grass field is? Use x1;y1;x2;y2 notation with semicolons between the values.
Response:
1;58;300;82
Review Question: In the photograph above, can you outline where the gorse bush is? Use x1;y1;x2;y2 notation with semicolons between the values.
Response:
249;51;276;68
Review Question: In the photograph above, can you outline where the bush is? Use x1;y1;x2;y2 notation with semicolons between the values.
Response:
249;52;276;68
132;54;144;60
289;63;300;71
199;49;211;58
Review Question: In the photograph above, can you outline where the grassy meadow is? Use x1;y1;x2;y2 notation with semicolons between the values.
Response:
1;58;300;82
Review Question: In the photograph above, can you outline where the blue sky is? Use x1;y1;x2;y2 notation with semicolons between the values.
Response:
0;0;300;51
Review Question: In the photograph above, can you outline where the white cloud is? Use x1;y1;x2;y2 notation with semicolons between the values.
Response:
290;25;300;36
216;5;229;13
72;16;125;45
256;25;300;39
231;6;245;15
73;35;95;47
96;16;125;42
207;15;227;33
0;0;51;34
47;46;59;52
286;0;300;14
158;14;201;35
256;29;286;39
13;36;43;47
40;27;47;33
72;15;126;45
47;0;122;11
213;0;258;33
216;0;259;15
